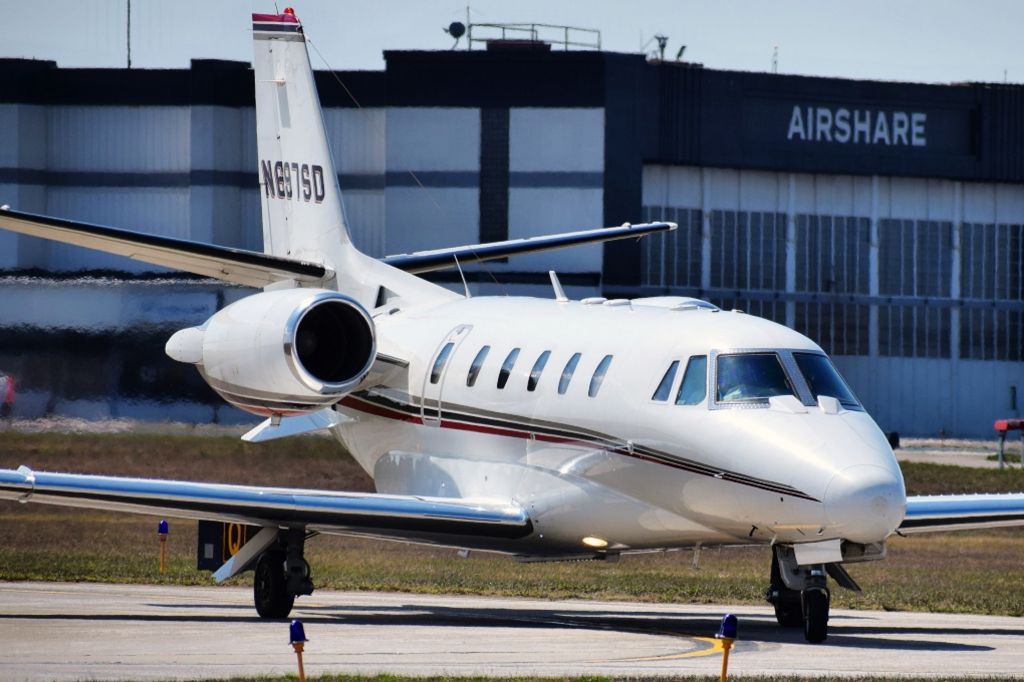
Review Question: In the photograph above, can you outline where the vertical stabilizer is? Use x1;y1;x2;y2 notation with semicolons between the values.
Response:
250;10;453;309
252;10;350;269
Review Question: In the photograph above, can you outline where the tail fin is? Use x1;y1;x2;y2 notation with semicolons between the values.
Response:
252;10;351;268
250;10;454;309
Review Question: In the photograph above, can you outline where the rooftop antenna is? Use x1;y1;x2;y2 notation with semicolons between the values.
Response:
675;45;687;62
772;45;778;74
641;34;669;62
444;20;466;49
126;0;131;68
655;34;668;61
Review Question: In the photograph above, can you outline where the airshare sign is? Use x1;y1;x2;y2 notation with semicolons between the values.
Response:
786;106;927;147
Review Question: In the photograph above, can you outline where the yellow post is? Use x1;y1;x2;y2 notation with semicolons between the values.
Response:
715;613;738;682
157;520;168;573
292;641;306;682
290;619;308;682
719;637;734;682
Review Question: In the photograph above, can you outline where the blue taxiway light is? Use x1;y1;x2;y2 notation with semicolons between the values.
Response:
290;619;308;644
158;519;168;535
717;613;738;640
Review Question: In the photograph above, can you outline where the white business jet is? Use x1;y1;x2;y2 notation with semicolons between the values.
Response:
2;10;1023;643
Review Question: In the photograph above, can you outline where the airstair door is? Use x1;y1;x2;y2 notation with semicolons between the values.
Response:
420;324;472;427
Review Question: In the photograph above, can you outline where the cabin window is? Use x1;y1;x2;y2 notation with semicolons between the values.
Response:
558;352;581;395
466;345;490;387
675;355;707;405
652;361;679;401
429;342;455;384
588;354;613;398
528;350;551;392
497;348;520;389
716;352;795;402
793;352;861;408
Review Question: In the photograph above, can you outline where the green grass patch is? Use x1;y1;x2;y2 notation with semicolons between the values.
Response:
986;452;1022;464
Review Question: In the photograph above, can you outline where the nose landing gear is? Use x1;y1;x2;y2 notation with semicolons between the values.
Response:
765;547;830;643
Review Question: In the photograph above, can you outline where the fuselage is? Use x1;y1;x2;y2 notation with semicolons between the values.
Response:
330;294;907;558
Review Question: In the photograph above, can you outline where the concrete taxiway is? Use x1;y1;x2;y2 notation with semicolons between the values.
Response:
1;581;1023;679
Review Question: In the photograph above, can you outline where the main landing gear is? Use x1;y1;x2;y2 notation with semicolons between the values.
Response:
254;528;314;619
765;547;830;643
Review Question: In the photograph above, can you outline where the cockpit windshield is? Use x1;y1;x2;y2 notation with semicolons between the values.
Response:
716;353;796;402
793;352;860;408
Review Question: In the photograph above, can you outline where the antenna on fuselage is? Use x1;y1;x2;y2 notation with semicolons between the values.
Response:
549;271;568;303
454;255;471;298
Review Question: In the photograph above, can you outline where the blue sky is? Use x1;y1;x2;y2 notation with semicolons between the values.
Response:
1;0;1021;84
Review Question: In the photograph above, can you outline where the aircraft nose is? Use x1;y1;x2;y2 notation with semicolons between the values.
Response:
824;464;906;543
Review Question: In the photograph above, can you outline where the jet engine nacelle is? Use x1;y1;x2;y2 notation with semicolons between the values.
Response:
166;288;376;417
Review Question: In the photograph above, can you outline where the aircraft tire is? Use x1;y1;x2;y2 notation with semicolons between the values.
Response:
801;587;829;643
254;551;295;618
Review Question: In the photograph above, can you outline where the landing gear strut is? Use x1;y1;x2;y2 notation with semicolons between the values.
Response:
765;546;830;643
254;528;314;619
766;551;802;627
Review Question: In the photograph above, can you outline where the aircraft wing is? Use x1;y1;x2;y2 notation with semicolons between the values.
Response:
898;493;1024;533
381;221;677;274
0;466;531;541
0;207;328;288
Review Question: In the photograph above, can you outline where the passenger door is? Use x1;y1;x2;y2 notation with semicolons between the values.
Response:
420;324;473;427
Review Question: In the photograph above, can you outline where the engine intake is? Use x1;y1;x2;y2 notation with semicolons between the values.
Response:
167;288;376;417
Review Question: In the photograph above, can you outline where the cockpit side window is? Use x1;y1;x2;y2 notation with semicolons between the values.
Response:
794;352;861;408
716;352;796;402
676;355;707;405
652;361;679;401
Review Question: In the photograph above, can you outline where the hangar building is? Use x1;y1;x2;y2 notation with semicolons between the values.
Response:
0;41;1022;436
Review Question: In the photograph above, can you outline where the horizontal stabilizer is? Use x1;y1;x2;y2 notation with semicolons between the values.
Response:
0;207;328;288
382;221;676;274
0;466;532;540
900;493;1024;533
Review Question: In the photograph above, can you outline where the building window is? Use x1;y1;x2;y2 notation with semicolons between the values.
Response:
466;345;490;387
641;206;703;289
711;210;787;292
497;348;520;389
429;342;455;385
652;361;679;401
559;352;581;395
794;214;871;356
878;219;952;358
961;222;1024;361
708;210;789;325
589;355;613;398
528;350;551;392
